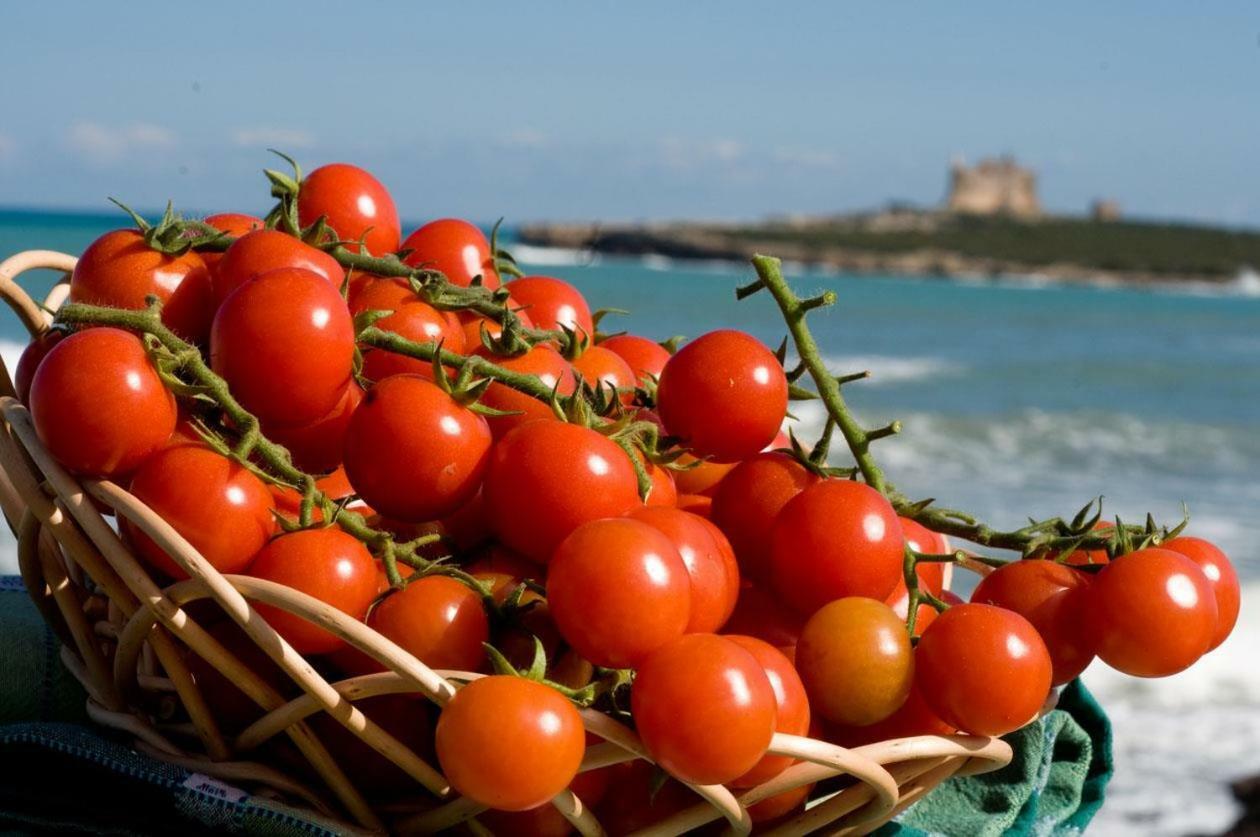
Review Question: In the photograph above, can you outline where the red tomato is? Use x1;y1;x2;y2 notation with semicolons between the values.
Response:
435;676;585;811
343;375;492;522
571;345;635;405
440;490;493;552
599;334;671;383
1161;536;1240;650
29;328;177;477
266;381;363;475
297;163;401;256
711;452;820;583
547;518;690;667
369;575;489;672
211;267;355;425
970;559;1096;685
14;330;64;404
631;633;777;785
628;506;739;633
466;543;546;587
641;457;678;508
1050;520;1114;566
671;454;736;497
656;330;787;463
675;493;714;518
478;767;611;837
402;219;501;290
917;603;1053;736
347;274;413;316
770;480;905;615
795;598;913;726
472;344;577;438
360;301;467;382
882;517;948;618
723;583;804;660
887;589;963;638
827;677;954;747
747;783;814;825
199;213;263;272
212;229;345;306
505;276;594;337
1087;547;1218;677
725;635;810;788
246;528;378;654
594;762;699;834
482;421;640;562
122;445;274;579
269;467;355;524
459;303;535;348
69;228;214;343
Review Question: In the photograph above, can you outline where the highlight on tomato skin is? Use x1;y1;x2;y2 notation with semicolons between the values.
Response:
1160;536;1240;651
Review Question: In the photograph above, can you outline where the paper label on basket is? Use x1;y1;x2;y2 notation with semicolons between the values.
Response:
182;773;250;804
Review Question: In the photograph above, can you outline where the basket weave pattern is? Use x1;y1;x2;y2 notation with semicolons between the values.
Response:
0;249;1013;835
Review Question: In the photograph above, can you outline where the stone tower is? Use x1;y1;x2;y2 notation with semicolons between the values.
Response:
946;156;1041;218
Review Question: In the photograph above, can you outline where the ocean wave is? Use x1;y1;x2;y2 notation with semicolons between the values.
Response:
0;339;24;382
814;354;964;385
509;242;600;268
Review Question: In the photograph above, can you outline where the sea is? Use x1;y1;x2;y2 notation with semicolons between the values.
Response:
2;209;1258;835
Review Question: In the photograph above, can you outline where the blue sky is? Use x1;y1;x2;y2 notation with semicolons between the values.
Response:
1;3;1257;226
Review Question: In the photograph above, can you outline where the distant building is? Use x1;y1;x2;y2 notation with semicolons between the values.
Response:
1091;198;1122;222
946;156;1041;218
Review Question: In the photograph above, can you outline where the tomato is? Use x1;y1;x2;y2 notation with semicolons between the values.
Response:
269;467;355;524
297;163;401;256
888;589;963;638
711;452;819;583
440;490;494;552
459;303;535;348
595;761;699;834
1161;536;1239;650
246;528;378;654
770;480;904;615
627;506;739;633
369;575;489;672
547;518;690;667
471;344;577;438
122;445;274;579
343;375;491;522
360;301;467;382
1086;547;1217;677
505;276;594;337
795;598;913;726
29;328;177;478
482;421;640;562
571;345;635;405
747;783;814;825
184;617;295;734
211;267;355;425
671;454;736;496
826;677;954;747
69;228;214;343
14;330;64;404
725;635;810;787
347;274;413;316
640;456;678;508
970;559;1096;685
656;330;787;463
312;695;435;798
478;767;611;836
1047;520;1114;566
631;633;776;785
466;543;546;588
212;229;344;306
916;603;1052;736
723;583;804;661
265;381;363;475
599;334;671;384
402;219;501;290
675;493;713;518
435;675;585;811
199;213;263;272
881;518;947;607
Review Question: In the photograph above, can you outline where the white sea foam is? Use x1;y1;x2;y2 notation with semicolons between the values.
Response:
812;355;965;385
509;242;599;268
0;338;24;385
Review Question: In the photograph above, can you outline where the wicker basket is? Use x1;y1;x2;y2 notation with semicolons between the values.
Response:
0;249;1015;835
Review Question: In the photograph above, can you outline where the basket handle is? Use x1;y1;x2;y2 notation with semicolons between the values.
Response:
0;250;78;399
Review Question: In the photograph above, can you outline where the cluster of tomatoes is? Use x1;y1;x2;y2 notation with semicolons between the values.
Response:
14;160;1241;832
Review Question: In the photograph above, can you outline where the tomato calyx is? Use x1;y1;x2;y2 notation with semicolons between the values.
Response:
483;636;631;710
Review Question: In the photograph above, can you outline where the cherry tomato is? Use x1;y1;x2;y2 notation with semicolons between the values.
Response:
343;375;492;522
888;589;963;638
1162;536;1239;650
402;219;501;290
269;467;355;524
725;635;810;787
199;213;263;272
595;761;699;834
369;575;489;672
656;330;787;463
970;559;1096;685
671;454;736;496
478;767;611;836
347;274;414;316
440;490;494;552
1086;547;1217;677
640;455;678;508
211;267;355;425
675;493;714;518
459;303;535;348
770;480;904;615
266;381;363;475
628;506;739;633
571;345;635;405
599;334;671;383
298;163;401;256
360;301;467;382
472;344;577;438
69;228;214;343
212;229;344;306
723;582;804;661
435;675;585;811
916;603;1052;736
482;421;640;562
795;598;913;726
466;543;546;588
826;677;954;747
14;329;64;404
1047;520;1114;566
122;445;274;579
506;276;594;336
631;633;776;785
747;783;813;825
711;452;820;583
881;518;948;612
547;518;690;667
30;328;177;478
246;528;378;654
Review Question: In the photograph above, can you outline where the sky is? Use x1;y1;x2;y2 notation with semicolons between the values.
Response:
0;3;1258;226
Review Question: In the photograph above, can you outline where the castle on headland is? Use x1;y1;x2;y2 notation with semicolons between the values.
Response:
946;156;1042;218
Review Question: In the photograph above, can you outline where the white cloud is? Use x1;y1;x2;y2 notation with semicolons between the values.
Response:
230;127;315;149
659;137;746;170
772;146;844;171
497;129;549;150
66;122;176;159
